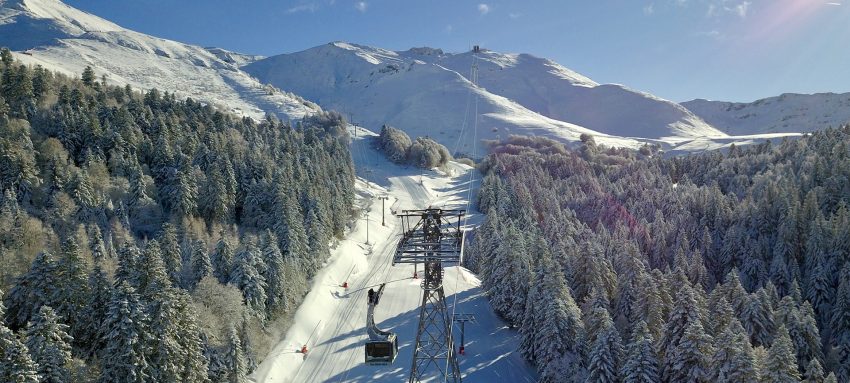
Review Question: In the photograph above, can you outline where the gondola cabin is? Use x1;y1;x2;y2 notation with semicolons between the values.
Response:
365;333;398;365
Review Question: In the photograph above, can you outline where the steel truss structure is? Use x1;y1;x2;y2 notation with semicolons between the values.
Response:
393;208;465;383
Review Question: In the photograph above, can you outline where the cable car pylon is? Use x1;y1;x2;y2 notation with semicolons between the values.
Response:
393;208;466;383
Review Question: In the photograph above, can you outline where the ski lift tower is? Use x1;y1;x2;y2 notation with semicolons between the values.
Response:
393;208;465;383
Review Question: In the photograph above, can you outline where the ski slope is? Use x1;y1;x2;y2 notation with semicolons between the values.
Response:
252;128;537;383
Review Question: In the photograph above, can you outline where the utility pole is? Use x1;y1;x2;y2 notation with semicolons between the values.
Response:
452;314;476;355
378;196;390;226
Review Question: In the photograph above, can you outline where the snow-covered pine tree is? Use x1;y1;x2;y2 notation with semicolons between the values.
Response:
535;261;586;382
711;318;759;383
659;285;702;378
137;239;171;296
4;251;60;331
783;300;823;374
803;358;825;383
740;290;776;348
88;224;107;263
621;321;660;383
632;271;665;341
761;325;801;383
486;221;530;326
79;265;111;358
174;292;209;383
519;246;551;363
239;316;257;373
25;305;72;383
229;244;267;318
99;282;151;383
55;238;90;344
830;264;850;381
212;234;235;284
303;196;330;267
0;324;40;382
260;230;286;315
665;319;714;383
114;242;141;289
189;240;212;290
586;318;623;383
147;289;183;382
224;325;248;383
158;223;183;286
273;185;310;275
583;288;612;347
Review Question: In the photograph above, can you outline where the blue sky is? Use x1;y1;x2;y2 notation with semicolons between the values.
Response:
65;0;850;102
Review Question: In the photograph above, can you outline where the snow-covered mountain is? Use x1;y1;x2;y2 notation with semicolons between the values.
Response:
683;92;850;136
0;0;318;120
1;0;816;154
244;42;738;154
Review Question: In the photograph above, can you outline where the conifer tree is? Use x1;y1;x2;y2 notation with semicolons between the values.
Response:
261;231;286;314
213;235;235;284
4;252;60;331
229;244;267;318
0;324;40;383
665;319;714;383
535;262;586;382
621;321;660;383
99;282;151;383
659;285;702;377
762;325;801;383
80;265;111;358
158;223;183;286
803;358;825;383
711;319;759;383
189;241;212;290
224;326;248;383
25;306;72;383
586;319;623;383
138;239;170;296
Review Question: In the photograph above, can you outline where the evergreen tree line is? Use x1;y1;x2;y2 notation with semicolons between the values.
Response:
0;48;356;382
467;131;850;382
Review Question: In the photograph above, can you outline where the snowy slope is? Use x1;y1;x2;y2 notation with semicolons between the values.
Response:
683;92;850;136
1;0;318;120
252;127;537;383
436;50;724;139
244;42;734;154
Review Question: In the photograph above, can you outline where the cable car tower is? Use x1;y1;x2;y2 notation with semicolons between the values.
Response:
393;208;465;383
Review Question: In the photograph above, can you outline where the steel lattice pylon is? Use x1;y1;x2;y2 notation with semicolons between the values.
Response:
393;209;465;383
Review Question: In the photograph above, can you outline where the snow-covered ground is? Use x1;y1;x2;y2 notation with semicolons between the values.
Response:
683;92;850;136
252;128;536;383
242;42;753;154
3;0;318;121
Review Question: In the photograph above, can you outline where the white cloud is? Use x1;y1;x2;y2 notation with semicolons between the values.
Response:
286;3;318;13
826;2;841;5
643;3;655;15
355;1;368;12
444;25;454;33
696;30;723;38
478;3;490;15
508;12;522;19
734;1;751;17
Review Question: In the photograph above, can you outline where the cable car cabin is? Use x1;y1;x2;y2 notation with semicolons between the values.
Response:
365;284;397;365
365;333;398;365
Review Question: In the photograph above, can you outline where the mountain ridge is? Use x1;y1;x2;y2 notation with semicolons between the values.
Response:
2;0;319;120
683;92;850;136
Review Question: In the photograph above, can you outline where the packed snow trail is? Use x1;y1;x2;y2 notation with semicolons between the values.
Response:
252;128;537;382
